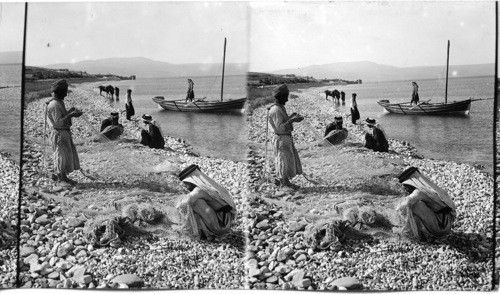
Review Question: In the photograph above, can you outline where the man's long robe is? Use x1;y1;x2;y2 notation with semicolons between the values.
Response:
46;98;80;175
268;103;302;179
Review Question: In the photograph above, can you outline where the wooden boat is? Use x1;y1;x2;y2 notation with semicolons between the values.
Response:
152;96;247;112
378;40;472;116
152;38;247;112
378;99;471;115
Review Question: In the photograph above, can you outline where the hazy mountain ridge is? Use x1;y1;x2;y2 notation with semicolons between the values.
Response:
271;61;494;82
0;51;22;65
43;57;248;78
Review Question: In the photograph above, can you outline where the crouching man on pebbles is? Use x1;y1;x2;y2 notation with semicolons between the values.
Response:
46;79;83;187
268;84;304;191
396;167;456;241
176;164;237;241
139;114;165;149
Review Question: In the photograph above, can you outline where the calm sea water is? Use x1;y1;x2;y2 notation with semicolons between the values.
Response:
0;64;22;162
330;76;494;174
107;75;247;162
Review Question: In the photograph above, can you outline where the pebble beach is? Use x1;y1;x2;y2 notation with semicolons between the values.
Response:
0;155;19;288
17;82;248;289
245;85;494;290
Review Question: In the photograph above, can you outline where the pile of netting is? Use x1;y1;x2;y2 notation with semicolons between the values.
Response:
303;194;409;250
83;197;186;247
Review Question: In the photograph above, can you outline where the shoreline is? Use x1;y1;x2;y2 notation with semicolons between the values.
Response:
248;83;492;176
245;85;494;290
19;82;248;289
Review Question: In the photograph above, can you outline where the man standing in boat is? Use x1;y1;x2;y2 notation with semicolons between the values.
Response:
411;82;419;105
268;84;304;191
186;79;195;102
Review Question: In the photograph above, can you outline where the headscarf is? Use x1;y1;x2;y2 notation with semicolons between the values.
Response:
51;79;68;93
273;84;289;98
178;164;237;214
398;167;456;213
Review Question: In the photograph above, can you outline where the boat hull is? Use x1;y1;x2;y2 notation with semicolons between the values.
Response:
152;96;247;112
377;99;471;115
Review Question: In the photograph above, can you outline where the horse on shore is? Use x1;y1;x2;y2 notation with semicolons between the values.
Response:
98;85;115;99
325;89;340;103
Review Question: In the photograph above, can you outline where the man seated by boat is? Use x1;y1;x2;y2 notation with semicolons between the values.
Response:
323;116;348;145
176;164;237;240
140;114;165;149
186;79;195;103
396;167;456;241
99;112;124;141
363;118;389;152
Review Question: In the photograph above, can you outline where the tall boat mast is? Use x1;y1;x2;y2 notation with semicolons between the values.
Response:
445;40;450;104
221;38;227;102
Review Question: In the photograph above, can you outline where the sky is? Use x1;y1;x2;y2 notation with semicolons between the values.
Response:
0;3;25;52
25;2;248;66
249;1;496;72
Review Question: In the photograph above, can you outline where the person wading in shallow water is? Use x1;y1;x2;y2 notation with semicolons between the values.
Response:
350;93;360;124
268;84;304;191
186;79;195;102
139;114;165;149
114;87;120;100
46;79;83;187
124;89;135;120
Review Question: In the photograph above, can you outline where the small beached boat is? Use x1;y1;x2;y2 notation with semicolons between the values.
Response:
152;96;247;112
152;38;246;113
378;99;471;115
378;40;473;116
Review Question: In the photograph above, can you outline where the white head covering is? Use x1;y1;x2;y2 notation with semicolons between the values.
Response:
179;165;237;214
400;168;456;213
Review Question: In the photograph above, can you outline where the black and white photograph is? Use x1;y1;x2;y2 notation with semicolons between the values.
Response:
0;2;24;289
245;1;495;291
18;2;248;289
0;0;499;292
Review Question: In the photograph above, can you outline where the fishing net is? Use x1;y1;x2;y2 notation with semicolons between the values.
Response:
302;194;413;250
83;196;188;247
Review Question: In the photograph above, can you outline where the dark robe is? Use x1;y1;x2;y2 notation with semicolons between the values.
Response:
100;117;114;132
125;103;135;120
365;126;389;152
140;123;165;149
350;106;360;124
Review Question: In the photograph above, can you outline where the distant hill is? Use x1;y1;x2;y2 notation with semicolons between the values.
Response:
270;61;494;83
0;51;22;65
42;57;248;79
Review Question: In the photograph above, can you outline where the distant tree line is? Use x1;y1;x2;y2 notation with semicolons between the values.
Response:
25;66;133;81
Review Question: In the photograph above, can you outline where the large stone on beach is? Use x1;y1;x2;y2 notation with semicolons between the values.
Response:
20;246;35;257
289;221;307;232
111;274;143;287
256;220;270;230
35;215;50;225
68;217;85;228
330;277;363;290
